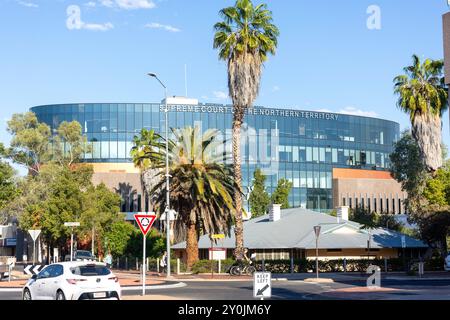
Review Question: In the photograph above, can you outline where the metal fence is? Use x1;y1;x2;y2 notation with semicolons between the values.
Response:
112;257;185;274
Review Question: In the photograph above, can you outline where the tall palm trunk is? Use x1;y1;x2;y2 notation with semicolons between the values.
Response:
232;109;245;261
412;112;443;172
186;221;198;271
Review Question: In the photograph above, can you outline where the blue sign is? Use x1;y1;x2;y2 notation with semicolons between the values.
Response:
5;238;16;247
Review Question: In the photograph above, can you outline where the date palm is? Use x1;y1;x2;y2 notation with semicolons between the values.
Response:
213;0;279;261
151;126;235;270
130;129;164;209
394;54;448;172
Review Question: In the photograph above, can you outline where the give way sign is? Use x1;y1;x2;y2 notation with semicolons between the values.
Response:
134;213;157;236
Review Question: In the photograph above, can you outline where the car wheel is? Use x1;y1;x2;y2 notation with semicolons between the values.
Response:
56;290;66;301
23;289;32;301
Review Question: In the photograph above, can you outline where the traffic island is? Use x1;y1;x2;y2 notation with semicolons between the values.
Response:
304;278;334;284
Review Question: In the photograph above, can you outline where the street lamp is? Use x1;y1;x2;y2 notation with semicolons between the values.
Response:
313;225;321;279
147;73;171;278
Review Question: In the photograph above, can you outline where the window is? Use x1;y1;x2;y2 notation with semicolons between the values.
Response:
71;265;111;276
38;266;54;279
342;197;346;206
51;265;64;277
398;199;402;215
374;198;377;212
307;147;313;162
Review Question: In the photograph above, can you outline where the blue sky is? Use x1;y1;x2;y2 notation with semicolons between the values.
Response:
0;0;449;170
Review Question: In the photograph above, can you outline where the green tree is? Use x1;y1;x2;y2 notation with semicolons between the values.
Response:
0;152;19;223
130;129;164;209
105;221;136;257
249;169;270;218
6;112;52;174
394;55;448;172
214;0;279;261
152;126;236;270
125;228;166;259
80;183;123;258
271;179;293;209
390;130;429;213
53;121;92;166
390;131;450;257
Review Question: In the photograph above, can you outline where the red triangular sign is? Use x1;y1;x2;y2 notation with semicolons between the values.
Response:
134;214;157;236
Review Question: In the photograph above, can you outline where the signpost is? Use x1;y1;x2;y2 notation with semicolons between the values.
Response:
253;272;271;300
314;225;322;279
28;230;41;264
134;213;157;296
210;234;226;278
64;222;80;262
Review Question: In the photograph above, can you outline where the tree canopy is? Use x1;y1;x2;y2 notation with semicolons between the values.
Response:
248;168;270;218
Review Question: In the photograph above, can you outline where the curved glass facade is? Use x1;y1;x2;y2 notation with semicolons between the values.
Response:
31;103;399;212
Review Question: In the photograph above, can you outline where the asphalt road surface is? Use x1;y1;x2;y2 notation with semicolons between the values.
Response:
2;279;450;300
0;280;337;300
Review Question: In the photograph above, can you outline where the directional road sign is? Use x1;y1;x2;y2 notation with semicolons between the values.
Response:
134;213;157;236
28;230;41;242
211;234;225;239
64;222;80;227
24;265;45;276
253;272;271;299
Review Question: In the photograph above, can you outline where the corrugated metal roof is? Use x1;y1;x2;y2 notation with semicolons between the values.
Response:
172;208;428;250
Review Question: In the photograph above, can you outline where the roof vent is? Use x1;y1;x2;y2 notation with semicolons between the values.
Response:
269;204;282;222
336;206;349;223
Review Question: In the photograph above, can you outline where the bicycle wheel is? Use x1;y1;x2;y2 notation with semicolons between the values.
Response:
246;266;256;275
230;266;241;276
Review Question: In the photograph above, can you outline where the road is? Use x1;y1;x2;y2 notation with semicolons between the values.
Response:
2;278;450;300
0;280;337;300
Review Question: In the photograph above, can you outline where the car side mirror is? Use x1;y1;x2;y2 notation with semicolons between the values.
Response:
31;274;37;280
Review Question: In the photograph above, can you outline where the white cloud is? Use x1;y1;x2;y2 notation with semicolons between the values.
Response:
338;106;378;117
16;1;38;8
99;0;155;10
213;91;228;100
272;85;280;92
82;22;114;31
85;2;97;7
145;22;181;32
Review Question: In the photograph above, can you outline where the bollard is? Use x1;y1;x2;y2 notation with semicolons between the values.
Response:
157;258;160;273
262;258;265;272
136;259;139;271
147;258;149;272
290;256;294;274
125;257;128;270
177;258;180;275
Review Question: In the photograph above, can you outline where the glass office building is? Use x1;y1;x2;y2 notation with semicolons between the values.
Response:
31;103;400;212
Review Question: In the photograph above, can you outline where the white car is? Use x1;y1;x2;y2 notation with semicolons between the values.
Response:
445;254;450;271
22;262;121;300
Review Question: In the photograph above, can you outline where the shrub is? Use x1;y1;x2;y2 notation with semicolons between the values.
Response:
191;259;235;274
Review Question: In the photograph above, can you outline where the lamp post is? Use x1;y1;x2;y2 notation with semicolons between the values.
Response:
147;73;171;278
314;225;321;279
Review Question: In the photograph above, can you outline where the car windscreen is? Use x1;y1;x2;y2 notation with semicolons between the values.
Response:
76;251;92;257
70;265;111;276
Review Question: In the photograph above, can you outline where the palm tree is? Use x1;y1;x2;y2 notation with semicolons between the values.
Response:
130;129;164;210
151;126;235;270
394;54;448;172
213;0;279;261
